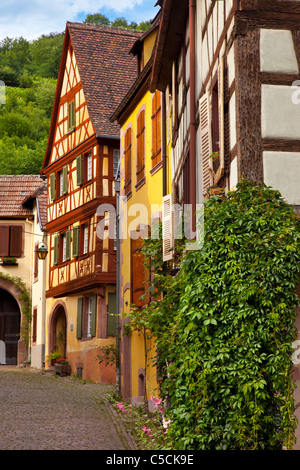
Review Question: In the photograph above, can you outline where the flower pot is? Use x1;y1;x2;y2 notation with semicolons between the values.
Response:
55;363;71;377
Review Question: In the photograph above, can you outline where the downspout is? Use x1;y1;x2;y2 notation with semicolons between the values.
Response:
162;91;167;196
115;160;121;395
189;0;197;234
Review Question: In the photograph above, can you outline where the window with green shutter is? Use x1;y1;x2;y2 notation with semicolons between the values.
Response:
76;154;83;186
72;226;80;258
50;172;56;201
66;230;71;261
53;235;59;265
68;99;75;131
63;165;68;195
107;292;116;336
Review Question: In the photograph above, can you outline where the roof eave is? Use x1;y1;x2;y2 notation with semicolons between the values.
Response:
150;0;188;93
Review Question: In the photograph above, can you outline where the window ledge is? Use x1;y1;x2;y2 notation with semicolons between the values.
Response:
150;160;163;176
135;176;146;191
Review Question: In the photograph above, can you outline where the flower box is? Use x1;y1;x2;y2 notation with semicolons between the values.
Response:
55;363;71;377
1;257;18;266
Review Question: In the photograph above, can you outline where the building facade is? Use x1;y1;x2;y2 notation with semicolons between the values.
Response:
111;13;173;407
0;175;46;366
41;22;141;383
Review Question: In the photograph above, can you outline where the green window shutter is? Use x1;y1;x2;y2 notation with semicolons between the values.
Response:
91;294;97;338
66;230;71;261
63;165;68;195
72;226;79;258
68;100;75;131
107;292;116;336
76;154;83;186
50;172;56;201
53;235;59;265
77;297;83;339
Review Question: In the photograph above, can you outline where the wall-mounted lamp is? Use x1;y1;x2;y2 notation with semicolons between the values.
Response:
37;242;48;260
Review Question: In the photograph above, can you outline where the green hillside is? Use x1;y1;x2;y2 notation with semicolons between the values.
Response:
0;14;150;176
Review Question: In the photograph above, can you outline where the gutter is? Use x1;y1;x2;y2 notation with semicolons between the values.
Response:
114;158;121;395
189;0;197;234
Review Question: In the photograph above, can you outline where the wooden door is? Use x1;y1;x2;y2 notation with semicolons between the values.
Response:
0;289;20;365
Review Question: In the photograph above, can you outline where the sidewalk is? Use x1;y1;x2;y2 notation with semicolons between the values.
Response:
0;366;138;450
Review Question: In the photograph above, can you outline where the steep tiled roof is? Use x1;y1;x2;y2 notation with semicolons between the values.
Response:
67;22;142;136
0;175;46;219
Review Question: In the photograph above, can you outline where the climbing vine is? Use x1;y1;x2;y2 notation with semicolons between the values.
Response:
126;180;300;450
0;272;32;346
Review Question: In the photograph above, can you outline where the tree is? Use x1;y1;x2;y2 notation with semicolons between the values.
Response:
84;13;110;25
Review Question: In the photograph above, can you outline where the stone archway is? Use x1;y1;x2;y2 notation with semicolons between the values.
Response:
49;301;67;362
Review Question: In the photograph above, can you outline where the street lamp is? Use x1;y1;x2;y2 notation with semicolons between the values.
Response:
37;242;48;260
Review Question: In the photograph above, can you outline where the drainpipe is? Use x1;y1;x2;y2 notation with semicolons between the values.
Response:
115;161;121;395
189;0;197;235
162;91;167;196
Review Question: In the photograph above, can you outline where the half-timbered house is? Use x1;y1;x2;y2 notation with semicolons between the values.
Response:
150;0;300;448
41;22;141;383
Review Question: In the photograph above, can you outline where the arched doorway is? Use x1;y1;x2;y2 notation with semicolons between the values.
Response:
49;304;67;359
0;288;21;365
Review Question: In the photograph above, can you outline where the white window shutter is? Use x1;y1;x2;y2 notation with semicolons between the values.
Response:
162;193;173;262
199;91;213;195
216;57;225;183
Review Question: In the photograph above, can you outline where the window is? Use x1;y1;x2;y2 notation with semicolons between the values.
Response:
50;166;68;201
87;297;93;338
0;225;23;258
76;152;93;186
86;152;92;181
113;149;120;178
82;224;89;255
76;295;97;339
68;99;75;132
124;127;132;196
136;109;145;185
61;233;67;263
53;230;71;266
151;90;162;169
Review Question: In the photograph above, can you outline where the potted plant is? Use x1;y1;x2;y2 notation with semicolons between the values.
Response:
54;356;71;377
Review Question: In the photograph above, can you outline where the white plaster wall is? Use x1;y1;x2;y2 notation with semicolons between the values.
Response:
260;29;298;74
229;91;237;151
262;85;300;139
263;151;300;205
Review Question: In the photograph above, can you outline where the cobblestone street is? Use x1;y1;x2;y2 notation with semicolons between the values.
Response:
0;366;137;451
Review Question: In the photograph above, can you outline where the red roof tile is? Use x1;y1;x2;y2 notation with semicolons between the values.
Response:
0;175;46;219
67;22;142;136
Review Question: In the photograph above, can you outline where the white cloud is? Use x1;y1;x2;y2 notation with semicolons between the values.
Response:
0;0;155;41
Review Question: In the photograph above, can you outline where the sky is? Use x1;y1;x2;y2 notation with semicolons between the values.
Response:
0;0;160;41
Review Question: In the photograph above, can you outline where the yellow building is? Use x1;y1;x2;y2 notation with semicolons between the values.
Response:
111;14;172;408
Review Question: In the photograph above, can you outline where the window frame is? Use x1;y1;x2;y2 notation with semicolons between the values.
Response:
136;107;146;188
0;224;23;258
124;127;132;197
